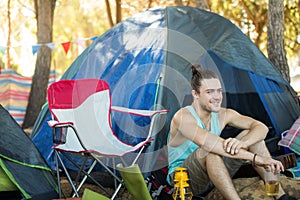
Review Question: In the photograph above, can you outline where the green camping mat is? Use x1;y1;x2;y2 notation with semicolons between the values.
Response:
82;189;110;200
117;164;152;200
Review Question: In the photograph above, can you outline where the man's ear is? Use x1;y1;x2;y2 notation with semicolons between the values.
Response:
191;90;198;99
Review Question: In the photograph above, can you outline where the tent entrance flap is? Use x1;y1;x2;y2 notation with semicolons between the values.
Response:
249;72;299;135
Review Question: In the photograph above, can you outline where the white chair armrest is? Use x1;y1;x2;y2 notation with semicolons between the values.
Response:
111;106;168;117
47;120;74;128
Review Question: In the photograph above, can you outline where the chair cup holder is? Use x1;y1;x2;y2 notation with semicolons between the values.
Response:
53;127;68;144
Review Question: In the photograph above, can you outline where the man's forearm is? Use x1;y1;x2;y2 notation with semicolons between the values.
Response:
240;124;268;147
201;133;255;161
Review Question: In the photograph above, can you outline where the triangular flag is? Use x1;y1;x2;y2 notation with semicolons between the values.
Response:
45;43;56;51
0;46;6;54
61;41;71;54
74;39;85;48
32;45;41;55
89;36;98;41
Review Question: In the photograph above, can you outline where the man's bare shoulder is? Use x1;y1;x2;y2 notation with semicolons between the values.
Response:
219;107;239;117
173;107;192;117
218;108;240;127
172;107;194;124
169;108;191;146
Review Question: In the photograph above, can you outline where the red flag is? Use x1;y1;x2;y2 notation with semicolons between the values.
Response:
61;42;71;54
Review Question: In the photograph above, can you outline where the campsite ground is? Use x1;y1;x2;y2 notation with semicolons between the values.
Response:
60;177;134;199
60;175;300;200
61;178;134;200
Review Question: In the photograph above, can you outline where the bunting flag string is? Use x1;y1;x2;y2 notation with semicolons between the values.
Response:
0;36;99;56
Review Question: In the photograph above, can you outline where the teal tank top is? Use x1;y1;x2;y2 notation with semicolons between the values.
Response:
167;106;221;184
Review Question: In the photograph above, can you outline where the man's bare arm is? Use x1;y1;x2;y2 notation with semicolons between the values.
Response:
223;109;269;153
173;111;284;173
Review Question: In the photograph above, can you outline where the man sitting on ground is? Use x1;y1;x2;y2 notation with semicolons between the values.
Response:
167;64;296;200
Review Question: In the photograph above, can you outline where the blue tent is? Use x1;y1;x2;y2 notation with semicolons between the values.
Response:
31;6;300;172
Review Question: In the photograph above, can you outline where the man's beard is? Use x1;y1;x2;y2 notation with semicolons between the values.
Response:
203;102;221;113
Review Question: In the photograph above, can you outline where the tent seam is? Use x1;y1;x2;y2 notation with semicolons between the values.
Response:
0;158;31;199
0;154;52;171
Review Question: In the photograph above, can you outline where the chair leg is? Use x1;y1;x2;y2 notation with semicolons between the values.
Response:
74;156;89;184
92;157;124;199
55;151;80;197
61;153;112;197
55;151;62;198
132;145;146;165
111;182;124;200
72;160;111;197
112;157;117;189
93;156;122;183
74;160;97;193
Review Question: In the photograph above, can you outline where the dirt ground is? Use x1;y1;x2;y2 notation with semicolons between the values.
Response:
60;176;134;200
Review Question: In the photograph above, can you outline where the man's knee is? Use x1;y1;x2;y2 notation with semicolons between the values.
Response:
205;153;224;168
194;150;223;171
249;140;271;156
206;152;223;161
250;139;267;149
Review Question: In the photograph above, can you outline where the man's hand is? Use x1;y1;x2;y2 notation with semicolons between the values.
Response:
223;137;248;155
255;155;284;174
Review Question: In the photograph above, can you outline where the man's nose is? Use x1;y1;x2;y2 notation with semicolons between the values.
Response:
212;91;222;98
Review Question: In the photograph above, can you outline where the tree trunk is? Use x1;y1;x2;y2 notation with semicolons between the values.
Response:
22;0;56;129
175;0;183;6
116;0;122;24
195;0;209;10
6;0;11;69
105;0;114;27
267;0;290;82
148;0;153;8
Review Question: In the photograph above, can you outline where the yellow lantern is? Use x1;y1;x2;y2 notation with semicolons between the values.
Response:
172;167;193;200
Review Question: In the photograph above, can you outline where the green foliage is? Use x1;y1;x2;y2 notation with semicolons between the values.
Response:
284;0;300;56
0;0;299;74
0;54;19;72
0;54;4;69
209;0;300;59
52;0;110;75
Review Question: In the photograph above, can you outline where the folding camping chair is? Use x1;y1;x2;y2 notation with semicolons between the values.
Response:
47;78;168;199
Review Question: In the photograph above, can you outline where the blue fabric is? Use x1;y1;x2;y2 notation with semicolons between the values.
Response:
249;72;283;135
